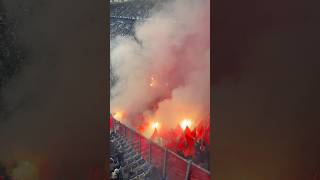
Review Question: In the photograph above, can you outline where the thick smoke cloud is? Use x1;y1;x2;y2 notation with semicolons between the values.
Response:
0;0;107;179
111;0;210;132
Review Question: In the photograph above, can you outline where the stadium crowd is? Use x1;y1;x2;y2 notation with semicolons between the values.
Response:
110;0;154;19
110;0;159;39
110;18;135;39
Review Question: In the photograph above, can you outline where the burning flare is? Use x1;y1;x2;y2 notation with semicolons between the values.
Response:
113;112;123;120
151;122;160;130
180;119;192;130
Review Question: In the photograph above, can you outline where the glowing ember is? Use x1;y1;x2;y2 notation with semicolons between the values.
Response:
151;122;160;130
180;119;192;130
149;76;155;87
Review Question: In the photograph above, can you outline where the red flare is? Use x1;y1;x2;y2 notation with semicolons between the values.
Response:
185;126;191;134
185;126;195;147
191;127;197;138
138;124;147;133
177;134;187;152
197;126;204;139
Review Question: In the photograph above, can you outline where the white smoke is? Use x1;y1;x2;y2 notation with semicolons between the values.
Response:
111;0;210;131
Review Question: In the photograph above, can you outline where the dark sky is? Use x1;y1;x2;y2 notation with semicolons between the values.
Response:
0;0;107;179
213;0;320;179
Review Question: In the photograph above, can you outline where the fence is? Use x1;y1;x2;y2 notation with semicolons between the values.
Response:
111;118;211;180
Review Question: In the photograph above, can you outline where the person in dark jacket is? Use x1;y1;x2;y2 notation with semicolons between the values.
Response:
117;150;124;167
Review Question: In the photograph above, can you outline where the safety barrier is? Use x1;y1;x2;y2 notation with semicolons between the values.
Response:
111;118;210;180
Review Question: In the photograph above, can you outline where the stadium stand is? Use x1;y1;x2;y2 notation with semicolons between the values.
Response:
110;0;154;18
109;0;211;178
110;18;135;39
110;0;159;39
109;131;162;180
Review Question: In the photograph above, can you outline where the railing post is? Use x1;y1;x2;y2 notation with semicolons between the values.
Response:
148;141;151;163
162;149;167;179
184;160;192;180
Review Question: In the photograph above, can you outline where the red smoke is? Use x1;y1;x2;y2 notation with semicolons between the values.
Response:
139;118;210;157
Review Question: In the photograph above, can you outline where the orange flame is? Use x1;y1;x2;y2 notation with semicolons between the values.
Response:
113;112;123;120
180;119;192;130
151;121;160;130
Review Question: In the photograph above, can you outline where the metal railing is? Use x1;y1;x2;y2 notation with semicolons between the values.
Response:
111;118;211;180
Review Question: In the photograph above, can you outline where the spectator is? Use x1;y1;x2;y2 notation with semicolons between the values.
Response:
116;150;125;167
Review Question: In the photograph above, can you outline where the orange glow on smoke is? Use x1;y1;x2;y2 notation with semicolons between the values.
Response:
180;119;192;130
113;112;123;120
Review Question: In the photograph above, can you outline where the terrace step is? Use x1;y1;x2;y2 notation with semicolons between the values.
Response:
110;131;152;179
